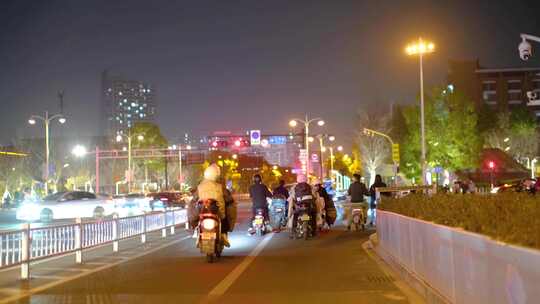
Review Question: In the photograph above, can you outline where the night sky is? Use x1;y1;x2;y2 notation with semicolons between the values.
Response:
0;0;539;147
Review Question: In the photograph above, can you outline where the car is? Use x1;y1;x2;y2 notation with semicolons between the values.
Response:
147;192;186;210
113;193;153;217
16;191;114;222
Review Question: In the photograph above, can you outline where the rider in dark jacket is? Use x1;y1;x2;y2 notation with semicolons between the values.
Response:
273;180;289;199
249;174;272;230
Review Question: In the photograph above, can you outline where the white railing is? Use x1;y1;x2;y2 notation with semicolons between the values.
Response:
0;208;187;279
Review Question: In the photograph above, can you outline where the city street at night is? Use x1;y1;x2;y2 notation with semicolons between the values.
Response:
0;202;421;304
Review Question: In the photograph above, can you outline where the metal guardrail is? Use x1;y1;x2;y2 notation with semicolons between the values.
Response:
0;209;187;279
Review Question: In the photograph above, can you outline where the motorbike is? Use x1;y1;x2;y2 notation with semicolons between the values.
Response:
292;202;312;240
351;207;366;231
197;199;224;263
253;208;267;236
269;197;287;231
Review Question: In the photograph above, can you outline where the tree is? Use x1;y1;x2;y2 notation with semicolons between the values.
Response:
128;122;168;186
484;106;538;161
401;87;482;180
356;111;390;185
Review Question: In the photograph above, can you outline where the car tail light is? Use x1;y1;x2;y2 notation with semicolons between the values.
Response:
160;197;168;201
202;219;216;230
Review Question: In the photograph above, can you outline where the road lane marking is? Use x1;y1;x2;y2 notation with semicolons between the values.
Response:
0;234;191;304
206;233;274;299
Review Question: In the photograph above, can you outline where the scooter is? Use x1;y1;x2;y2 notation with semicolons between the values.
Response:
293;202;312;240
197;199;224;263
253;208;267;236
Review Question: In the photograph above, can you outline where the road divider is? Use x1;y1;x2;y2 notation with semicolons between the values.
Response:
0;209;187;280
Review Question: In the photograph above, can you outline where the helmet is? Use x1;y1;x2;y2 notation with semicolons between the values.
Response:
204;164;221;181
296;174;307;183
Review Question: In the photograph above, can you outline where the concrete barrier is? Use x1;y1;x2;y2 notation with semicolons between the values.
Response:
377;210;540;304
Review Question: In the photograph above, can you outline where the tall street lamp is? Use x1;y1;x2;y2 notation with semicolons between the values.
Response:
406;38;435;185
289;115;325;178
168;144;191;190
316;134;335;179
28;111;67;195
328;145;343;182
116;132;144;193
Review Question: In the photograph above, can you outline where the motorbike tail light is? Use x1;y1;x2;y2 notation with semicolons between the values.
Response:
202;218;216;230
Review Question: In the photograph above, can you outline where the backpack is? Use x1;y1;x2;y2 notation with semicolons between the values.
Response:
294;183;314;209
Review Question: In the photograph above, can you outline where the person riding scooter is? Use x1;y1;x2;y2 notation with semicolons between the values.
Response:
248;174;272;235
288;174;318;238
195;164;231;247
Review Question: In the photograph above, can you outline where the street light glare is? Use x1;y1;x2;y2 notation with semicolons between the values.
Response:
72;145;88;157
186;145;192;150
289;120;297;127
406;39;435;55
116;135;123;142
337;146;343;152
28;119;36;125
137;135;144;141
329;136;335;142
317;120;325;126
58;117;66;124
308;137;314;143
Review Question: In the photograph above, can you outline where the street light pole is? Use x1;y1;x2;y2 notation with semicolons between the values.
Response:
419;51;427;186
406;38;435;185
128;134;132;193
289;115;325;179
28;111;66;195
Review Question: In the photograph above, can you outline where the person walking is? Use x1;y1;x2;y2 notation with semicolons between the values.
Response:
369;174;388;226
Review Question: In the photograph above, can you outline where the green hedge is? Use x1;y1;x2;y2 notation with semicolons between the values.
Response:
379;193;540;250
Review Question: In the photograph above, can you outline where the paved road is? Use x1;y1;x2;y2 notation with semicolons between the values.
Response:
6;202;422;304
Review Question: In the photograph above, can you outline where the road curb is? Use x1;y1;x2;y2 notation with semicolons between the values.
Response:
366;233;451;304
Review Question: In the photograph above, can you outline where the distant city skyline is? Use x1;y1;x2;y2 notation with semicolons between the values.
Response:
0;0;539;147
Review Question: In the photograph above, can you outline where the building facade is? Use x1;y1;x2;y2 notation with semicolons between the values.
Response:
101;70;157;136
448;60;540;119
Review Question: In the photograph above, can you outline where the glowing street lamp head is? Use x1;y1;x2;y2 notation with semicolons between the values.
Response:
234;140;241;147
232;154;238;160
406;39;435;55
72;145;87;157
308;137;315;143
317;120;325;126
137;135;144;141
289;120;298;127
186;145;192;150
329;136;335;142
116;135;123;142
58;117;66;124
28;118;36;125
321;147;327;153
337;146;343;152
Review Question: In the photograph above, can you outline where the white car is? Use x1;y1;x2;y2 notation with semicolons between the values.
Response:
16;191;115;222
113;193;153;217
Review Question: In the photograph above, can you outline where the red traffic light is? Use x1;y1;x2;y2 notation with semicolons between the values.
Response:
488;161;495;169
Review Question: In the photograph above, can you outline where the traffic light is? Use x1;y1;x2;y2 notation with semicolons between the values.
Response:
392;144;400;163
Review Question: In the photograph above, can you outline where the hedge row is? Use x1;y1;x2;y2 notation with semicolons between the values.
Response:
378;193;540;250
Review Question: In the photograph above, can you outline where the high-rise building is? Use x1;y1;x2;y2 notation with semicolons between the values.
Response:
448;60;540;117
101;70;157;136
